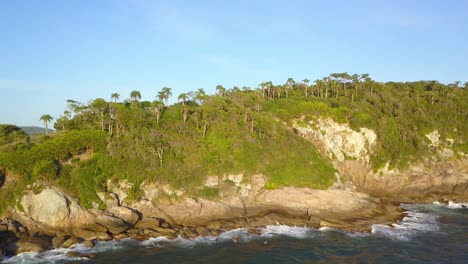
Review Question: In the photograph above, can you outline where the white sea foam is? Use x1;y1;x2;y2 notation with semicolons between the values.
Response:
371;204;439;241
433;201;468;209
2;249;89;264
260;225;315;239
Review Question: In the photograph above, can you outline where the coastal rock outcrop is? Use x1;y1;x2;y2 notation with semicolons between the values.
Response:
294;118;376;163
19;187;96;229
293;119;468;203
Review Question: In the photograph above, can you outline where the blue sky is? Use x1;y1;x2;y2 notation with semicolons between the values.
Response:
1;0;467;126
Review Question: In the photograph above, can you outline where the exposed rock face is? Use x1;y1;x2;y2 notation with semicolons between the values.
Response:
293;118;468;203
136;187;399;232
342;159;468;203
294;118;376;163
19;187;96;228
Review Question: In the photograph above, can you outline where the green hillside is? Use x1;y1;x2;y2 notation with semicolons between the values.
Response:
0;73;467;215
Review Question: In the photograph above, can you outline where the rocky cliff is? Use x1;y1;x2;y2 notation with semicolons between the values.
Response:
293;117;468;202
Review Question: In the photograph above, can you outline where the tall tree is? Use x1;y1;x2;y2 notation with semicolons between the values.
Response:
111;93;120;102
285;78;294;98
161;87;172;104
178;93;190;123
302;79;310;99
40;114;53;134
130;90;141;102
216;85;226;97
178;93;188;106
90;98;108;131
194;88;206;104
151;100;165;125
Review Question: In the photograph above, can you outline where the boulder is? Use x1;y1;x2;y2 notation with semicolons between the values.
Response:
72;228;100;241
83;240;94;248
134;217;161;230
19;187;96;228
108;206;140;226
66;251;95;259
9;236;52;254
52;236;66;248
62;237;80;248
95;215;127;234
196;227;210;237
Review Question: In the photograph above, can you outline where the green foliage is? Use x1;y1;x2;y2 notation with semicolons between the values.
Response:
1;75;466;216
32;160;57;181
0;124;28;147
198;187;220;199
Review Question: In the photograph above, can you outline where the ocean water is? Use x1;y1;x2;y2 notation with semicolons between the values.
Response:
3;202;467;264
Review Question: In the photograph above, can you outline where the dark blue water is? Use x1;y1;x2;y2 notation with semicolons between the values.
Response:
4;203;467;263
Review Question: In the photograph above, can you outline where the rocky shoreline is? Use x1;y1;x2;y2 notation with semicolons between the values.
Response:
0;185;405;260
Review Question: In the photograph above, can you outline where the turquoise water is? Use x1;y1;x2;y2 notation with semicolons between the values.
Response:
4;203;467;263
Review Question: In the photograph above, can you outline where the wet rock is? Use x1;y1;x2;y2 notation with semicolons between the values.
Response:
143;229;162;237
52;236;66;248
149;226;177;238
127;230;149;241
66;251;95;259
62;237;80;248
72;228;98;241
232;234;240;242
83;240;94;248
196;226;210;237
114;233;129;240
9;236;52;254
210;229;221;237
183;227;198;239
206;221;222;230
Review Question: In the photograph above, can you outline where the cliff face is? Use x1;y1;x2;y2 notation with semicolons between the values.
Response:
293;118;468;202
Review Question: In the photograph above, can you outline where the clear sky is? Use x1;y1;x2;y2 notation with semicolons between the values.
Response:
1;0;467;126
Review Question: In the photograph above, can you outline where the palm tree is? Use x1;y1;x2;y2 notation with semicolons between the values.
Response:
216;85;226;97
151;100;165;125
161;87;172;104
266;81;272;99
111;93;120;102
178;93;188;106
259;82;266;98
130;90;141;101
40;114;53;134
194;88;206;104
285;78;294;98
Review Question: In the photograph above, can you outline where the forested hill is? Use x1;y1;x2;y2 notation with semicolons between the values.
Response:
0;73;467;214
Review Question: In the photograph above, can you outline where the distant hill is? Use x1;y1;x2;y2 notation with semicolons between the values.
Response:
20;126;55;136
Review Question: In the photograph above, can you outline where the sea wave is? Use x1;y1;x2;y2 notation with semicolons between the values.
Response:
433;201;468;209
371;204;440;241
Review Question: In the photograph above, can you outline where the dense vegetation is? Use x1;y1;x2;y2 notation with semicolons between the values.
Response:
0;73;467;214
